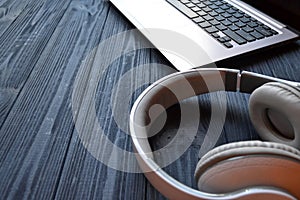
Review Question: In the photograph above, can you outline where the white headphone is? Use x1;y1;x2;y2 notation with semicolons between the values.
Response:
129;68;300;200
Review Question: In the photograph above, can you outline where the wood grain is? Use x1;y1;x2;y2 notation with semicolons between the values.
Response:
0;0;299;199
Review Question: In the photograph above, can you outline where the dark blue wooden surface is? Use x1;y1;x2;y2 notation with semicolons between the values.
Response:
0;0;299;199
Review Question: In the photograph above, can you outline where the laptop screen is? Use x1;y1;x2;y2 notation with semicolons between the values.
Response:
243;0;300;31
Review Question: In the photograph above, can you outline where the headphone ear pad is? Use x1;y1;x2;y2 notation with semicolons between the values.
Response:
194;141;300;197
249;82;300;148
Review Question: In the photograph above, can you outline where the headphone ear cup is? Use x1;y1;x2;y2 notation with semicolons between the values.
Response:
249;82;300;148
194;141;300;198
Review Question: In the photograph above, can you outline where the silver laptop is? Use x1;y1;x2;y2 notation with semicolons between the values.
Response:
110;0;299;71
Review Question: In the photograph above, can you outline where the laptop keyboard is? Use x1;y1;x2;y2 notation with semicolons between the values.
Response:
166;0;279;48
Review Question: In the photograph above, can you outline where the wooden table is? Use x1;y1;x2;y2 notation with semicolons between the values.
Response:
0;0;299;199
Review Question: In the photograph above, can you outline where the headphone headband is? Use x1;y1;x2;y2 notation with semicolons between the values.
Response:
129;68;299;200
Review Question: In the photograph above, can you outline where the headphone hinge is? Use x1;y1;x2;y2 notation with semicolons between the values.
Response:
240;71;275;93
223;69;239;92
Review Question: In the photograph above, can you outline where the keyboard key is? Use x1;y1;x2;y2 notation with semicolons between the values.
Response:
235;21;246;27
225;2;233;8
270;29;278;35
263;25;271;30
203;0;212;5
227;8;236;14
229;24;239;31
166;0;198;18
221;20;231;26
191;0;201;3
218;37;226;43
180;0;190;3
199;21;211;28
220;4;230;10
247;21;258;28
215;15;225;21
223;29;247;44
196;3;206;8
233;13;243;18
203;15;214;21
221;12;231;18
203;6;212;12
208;11;218;16
209;19;220;25
236;30;256;42
193;16;205;23
240;17;250;23
242;26;254;33
192;6;201;12
215;8;226;14
218;36;230;42
223;42;233;48
216;24;227;30
205;26;218;33
209;4;219;10
186;3;196;8
197;10;207;16
257;21;264;26
212;33;220;38
255;27;272;37
214;1;223;6
223;36;231;42
250;31;264;39
228;17;238;23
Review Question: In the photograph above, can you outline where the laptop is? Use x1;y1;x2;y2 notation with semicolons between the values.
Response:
110;0;299;71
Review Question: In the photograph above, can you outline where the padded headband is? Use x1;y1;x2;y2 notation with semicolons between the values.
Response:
129;68;300;200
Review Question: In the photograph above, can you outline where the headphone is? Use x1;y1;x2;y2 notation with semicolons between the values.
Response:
129;68;300;200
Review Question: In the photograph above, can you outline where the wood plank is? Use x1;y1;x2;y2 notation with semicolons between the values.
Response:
53;4;171;199
0;0;108;198
0;0;72;127
0;0;35;36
